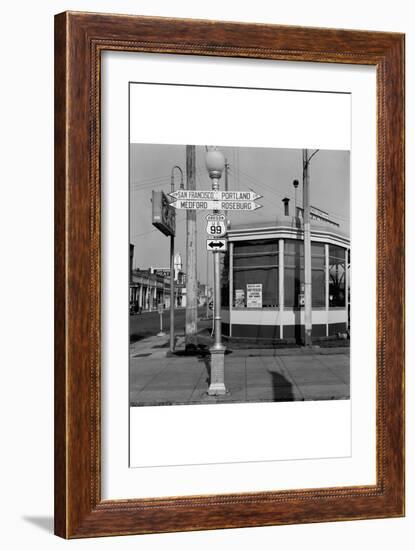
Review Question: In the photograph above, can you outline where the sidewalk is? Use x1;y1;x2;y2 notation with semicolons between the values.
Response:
130;334;350;406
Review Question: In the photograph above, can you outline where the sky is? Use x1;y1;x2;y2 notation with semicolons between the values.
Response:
130;144;350;287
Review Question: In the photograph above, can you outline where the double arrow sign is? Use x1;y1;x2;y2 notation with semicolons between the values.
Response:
206;239;227;252
168;189;262;211
207;240;225;250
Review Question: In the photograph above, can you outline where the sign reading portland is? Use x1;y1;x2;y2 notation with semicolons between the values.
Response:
169;189;262;201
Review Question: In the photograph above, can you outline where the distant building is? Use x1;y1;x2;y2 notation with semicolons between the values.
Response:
130;269;169;313
129;247;190;312
150;260;186;285
129;244;134;282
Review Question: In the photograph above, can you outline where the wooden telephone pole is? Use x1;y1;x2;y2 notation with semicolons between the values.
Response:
303;149;312;346
185;145;198;349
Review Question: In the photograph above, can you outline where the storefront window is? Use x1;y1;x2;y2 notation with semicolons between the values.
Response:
232;239;347;310
284;240;326;307
329;244;346;307
311;243;325;307
233;240;278;307
284;240;304;307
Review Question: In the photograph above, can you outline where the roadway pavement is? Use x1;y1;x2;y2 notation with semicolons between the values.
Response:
129;331;350;407
130;307;210;343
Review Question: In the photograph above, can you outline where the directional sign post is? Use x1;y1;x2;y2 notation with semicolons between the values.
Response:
203;148;263;396
169;188;262;212
206;239;227;252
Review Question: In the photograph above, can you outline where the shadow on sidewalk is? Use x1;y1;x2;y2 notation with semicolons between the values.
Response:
130;331;154;343
199;354;211;388
269;370;295;401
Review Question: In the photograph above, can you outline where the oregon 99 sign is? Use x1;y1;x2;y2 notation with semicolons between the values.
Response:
206;214;226;237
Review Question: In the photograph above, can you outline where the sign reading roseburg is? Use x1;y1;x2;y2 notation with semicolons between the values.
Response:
171;199;262;211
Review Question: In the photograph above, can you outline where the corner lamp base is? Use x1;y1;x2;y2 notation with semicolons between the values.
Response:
208;383;227;396
208;347;226;396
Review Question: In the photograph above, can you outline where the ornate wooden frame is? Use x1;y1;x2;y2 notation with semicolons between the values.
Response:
54;11;405;538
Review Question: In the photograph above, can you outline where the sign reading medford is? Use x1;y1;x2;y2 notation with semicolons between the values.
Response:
152;190;176;237
171;199;262;211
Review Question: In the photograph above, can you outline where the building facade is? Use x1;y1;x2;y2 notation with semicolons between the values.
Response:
129;251;188;313
221;218;350;342
129;269;169;313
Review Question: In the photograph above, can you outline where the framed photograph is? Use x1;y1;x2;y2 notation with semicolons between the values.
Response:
54;11;405;538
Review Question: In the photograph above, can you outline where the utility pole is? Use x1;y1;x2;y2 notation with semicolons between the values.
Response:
169;230;175;350
185;145;198;350
303;149;312;346
169;165;183;353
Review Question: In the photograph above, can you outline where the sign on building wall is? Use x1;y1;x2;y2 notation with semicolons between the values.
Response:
152;190;176;236
247;284;263;308
152;268;171;278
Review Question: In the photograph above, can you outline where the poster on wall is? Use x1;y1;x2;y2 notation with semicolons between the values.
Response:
246;283;263;308
234;289;245;308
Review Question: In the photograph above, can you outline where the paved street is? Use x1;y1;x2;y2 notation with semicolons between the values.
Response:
130;307;210;343
130;333;350;406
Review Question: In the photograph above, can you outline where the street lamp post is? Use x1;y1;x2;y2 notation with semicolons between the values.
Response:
206;147;227;396
170;165;184;353
293;179;299;217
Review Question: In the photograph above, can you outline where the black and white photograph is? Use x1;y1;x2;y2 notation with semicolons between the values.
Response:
129;143;350;407
2;0;408;546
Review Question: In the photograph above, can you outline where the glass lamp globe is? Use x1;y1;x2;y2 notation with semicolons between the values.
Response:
205;147;225;179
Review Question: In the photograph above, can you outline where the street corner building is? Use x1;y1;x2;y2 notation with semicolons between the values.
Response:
221;211;350;343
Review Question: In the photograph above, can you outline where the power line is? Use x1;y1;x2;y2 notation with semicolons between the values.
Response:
130;217;185;240
229;166;349;223
130;168;208;191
